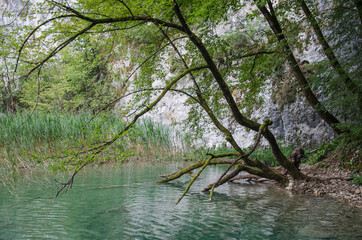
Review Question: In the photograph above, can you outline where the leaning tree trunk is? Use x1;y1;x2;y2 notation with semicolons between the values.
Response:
353;0;362;24
157;145;307;202
39;0;310;199
173;2;307;180
300;0;362;111
256;0;343;135
158;24;289;184
157;23;293;189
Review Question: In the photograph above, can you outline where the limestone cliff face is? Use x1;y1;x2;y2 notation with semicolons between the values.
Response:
141;3;339;149
0;0;28;25
141;80;335;149
144;1;359;149
3;0;351;148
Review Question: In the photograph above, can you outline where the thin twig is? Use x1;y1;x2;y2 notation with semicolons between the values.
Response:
176;156;213;204
209;119;273;199
14;14;76;74
52;163;87;202
250;55;258;83
76;36;187;136
21;22;97;82
116;0;134;17
0;1;30;27
85;66;208;155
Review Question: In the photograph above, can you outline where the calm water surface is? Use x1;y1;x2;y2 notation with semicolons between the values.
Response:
0;163;361;240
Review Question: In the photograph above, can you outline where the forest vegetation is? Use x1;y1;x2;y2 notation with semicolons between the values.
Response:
0;0;361;199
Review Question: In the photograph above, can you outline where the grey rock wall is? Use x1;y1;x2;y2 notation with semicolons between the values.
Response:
141;81;335;149
136;3;338;149
1;0;27;25
2;0;341;148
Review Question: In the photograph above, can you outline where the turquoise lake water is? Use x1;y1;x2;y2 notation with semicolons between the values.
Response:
0;163;361;239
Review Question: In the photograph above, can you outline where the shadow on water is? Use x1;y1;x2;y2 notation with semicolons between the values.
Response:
0;163;361;240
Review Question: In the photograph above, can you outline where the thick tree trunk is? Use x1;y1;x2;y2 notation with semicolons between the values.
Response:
158;147;308;196
256;1;342;135
157;23;286;182
173;3;307;180
300;0;362;110
157;158;286;185
353;0;362;24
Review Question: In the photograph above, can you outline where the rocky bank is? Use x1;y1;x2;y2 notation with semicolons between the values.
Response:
287;153;361;209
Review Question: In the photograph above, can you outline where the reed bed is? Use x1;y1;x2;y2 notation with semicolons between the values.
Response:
0;112;184;181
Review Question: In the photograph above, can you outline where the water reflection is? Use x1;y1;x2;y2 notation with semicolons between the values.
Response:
0;163;361;240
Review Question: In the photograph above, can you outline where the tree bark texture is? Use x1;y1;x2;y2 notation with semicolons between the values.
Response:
300;0;362;110
353;0;362;24
173;2;307;180
256;1;343;135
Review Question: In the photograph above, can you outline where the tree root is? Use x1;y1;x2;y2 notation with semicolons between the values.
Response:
158;146;309;203
231;175;270;183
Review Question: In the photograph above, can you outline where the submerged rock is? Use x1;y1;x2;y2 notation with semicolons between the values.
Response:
299;225;335;239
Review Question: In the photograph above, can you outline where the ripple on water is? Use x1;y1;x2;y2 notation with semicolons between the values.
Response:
0;164;361;240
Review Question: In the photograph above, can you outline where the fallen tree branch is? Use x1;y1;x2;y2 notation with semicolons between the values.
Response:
203;164;245;193
230;174;262;181
208;119;273;199
156;157;241;183
202;164;268;193
51;66;207;201
176;156;213;204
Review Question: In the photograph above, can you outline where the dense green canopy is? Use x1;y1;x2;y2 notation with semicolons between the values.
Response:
1;0;360;195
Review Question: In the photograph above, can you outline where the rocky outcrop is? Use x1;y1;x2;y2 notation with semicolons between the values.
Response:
3;0;354;149
141;82;335;149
